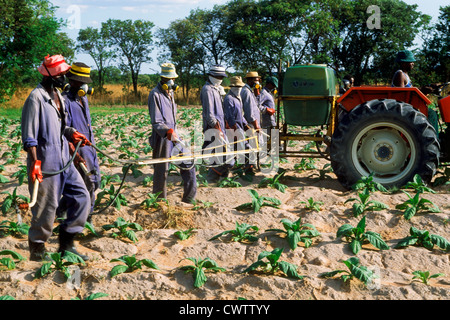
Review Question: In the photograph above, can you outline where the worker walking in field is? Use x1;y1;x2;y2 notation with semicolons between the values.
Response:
148;63;196;204
62;62;100;221
200;65;233;183
21;54;91;261
241;71;262;174
223;76;248;166
257;76;278;130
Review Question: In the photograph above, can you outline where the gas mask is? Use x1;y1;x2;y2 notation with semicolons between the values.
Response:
42;63;67;90
162;79;179;92
253;80;261;95
63;83;94;96
77;83;94;96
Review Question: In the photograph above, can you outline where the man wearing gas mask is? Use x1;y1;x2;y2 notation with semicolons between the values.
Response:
241;71;262;174
62;62;100;221
21;55;91;261
200;65;233;183
148;63;196;204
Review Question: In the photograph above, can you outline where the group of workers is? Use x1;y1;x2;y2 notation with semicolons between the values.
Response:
20;55;279;262
20;49;422;262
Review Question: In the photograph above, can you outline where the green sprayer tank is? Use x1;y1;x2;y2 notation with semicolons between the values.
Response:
282;64;338;126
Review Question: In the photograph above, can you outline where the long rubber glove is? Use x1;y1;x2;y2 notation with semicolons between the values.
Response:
72;131;91;147
31;160;43;183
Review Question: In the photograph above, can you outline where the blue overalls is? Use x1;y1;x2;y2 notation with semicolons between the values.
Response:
148;82;196;203
257;87;276;129
21;84;90;243
223;91;249;165
63;91;100;214
200;81;233;176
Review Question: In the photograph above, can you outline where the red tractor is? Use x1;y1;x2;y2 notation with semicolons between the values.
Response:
277;64;450;189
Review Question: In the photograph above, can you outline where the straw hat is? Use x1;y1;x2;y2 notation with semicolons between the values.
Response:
66;62;92;83
37;54;71;77
160;63;178;78
395;50;416;63
245;71;260;78
208;65;227;78
229;76;245;87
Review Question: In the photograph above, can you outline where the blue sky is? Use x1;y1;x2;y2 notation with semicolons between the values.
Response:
53;0;448;74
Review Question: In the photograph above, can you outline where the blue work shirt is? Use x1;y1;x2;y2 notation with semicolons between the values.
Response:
148;82;178;148
241;84;260;125
223;91;247;130
200;81;226;133
21;84;76;172
257;87;276;128
63;91;100;185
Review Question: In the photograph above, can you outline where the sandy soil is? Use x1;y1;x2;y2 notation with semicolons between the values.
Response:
0;108;449;304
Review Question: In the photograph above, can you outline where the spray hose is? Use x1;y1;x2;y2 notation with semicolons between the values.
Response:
22;130;266;214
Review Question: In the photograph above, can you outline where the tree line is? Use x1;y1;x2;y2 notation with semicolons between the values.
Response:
1;0;449;104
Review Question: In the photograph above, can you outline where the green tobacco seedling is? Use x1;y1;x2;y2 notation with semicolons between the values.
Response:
412;270;445;285
345;189;388;217
266;218;320;250
174;228;196;241
1;187;29;215
258;170;288;193
336;216;390;254
179;257;225;288
0;250;26;270
109;255;159;278
300;197;323;212
102;217;143;243
0;219;29;237
140;192;168;209
218;176;242;188
395;191;440;220
243;248;303;280
403;174;436;193
235;189;281;213
395;226;450;251
35;251;85;280
320;257;378;286
209;222;259;243
352;173;387;193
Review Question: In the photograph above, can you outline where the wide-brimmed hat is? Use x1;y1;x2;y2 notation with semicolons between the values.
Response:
395;50;416;63
66;62;93;83
245;71;260;79
160;63;178;78
266;76;278;88
37;54;71;77
229;76;245;87
208;65;227;78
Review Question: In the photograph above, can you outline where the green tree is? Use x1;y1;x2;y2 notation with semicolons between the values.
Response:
416;5;450;84
157;17;204;103
222;0;340;75
77;26;115;94
102;19;155;97
0;0;74;102
328;0;430;84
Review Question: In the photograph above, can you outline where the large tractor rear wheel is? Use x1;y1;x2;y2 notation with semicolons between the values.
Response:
330;99;440;189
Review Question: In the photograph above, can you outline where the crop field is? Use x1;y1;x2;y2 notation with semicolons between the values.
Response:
0;105;449;301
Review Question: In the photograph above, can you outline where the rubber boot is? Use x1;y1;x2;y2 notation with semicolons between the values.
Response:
58;229;89;261
28;240;46;261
